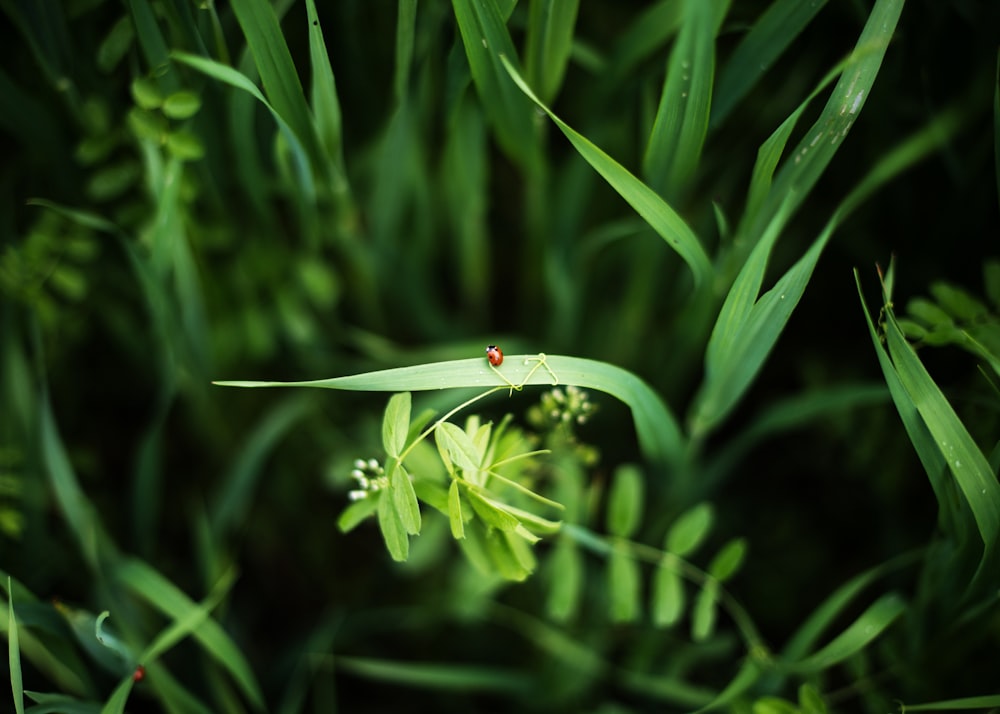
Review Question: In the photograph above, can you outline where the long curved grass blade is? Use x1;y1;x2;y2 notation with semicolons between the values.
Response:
500;55;712;288
7;578;24;714
740;0;904;250
216;354;684;470
172;51;315;201
692;81;966;439
452;0;538;170
304;0;346;180
335;655;528;692
114;559;265;711
783;593;905;673
643;0;725;197
883;305;1000;563
900;694;1000;712
711;0;828;127
228;0;325;181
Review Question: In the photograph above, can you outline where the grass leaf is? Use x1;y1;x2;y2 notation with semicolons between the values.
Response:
7;578;24;714
500;54;713;289
524;0;580;104
217;354;683;472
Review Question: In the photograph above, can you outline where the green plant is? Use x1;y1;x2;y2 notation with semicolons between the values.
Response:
2;0;998;711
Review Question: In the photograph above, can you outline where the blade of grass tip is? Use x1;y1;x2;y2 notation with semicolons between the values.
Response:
525;0;580;104
7;578;24;714
336;655;528;692
856;270;963;541
215;354;685;470
711;0;828;128
228;0;326;178
304;0;347;184
172;51;316;201
743;0;904;250
694;95;965;441
500;55;712;289
783;593;906;674
883;305;1000;567
114;559;265;711
643;0;724;198
451;0;540;171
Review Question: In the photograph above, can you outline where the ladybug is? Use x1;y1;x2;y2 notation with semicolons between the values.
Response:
133;665;146;682
486;345;503;366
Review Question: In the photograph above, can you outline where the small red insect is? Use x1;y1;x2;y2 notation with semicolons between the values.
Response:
133;665;146;682
486;344;503;366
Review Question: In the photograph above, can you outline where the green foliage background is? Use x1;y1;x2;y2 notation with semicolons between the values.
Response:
1;0;999;712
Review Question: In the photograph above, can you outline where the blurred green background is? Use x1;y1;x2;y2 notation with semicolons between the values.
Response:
2;0;999;712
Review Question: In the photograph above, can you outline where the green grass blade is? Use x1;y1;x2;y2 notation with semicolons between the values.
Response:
501;55;712;288
711;0;828;127
883;306;1000;563
228;0;325;181
741;0;904;249
524;0;580;104
995;50;1000;212
215;354;684;470
643;0;724;197
7;578;24;714
784;593;906;673
693;90;966;439
172;51;316;201
304;0;346;180
335;655;528;692
394;0;418;104
901;694;1000;711
114;559;266;711
451;0;539;170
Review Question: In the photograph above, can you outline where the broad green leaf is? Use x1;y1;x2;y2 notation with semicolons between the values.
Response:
448;480;465;539
466;488;520;532
377;490;409;562
500;55;713;289
666;502;714;556
215;354;684;471
390;462;421;535
691;578;718;642
382;392;412;457
337;496;379;533
606;464;644;538
486;529;535;581
608;547;641;623
546;536;582;622
131;77;162;109
707;537;747;582
162;91;201;119
436;421;483;473
651;556;685;627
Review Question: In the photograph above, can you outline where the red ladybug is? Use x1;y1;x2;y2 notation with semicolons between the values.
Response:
486;345;503;366
133;665;146;682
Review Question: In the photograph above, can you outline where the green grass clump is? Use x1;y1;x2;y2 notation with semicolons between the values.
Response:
2;0;999;711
